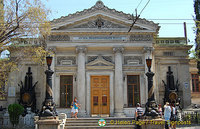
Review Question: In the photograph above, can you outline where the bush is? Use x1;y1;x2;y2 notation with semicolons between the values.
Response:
8;103;24;127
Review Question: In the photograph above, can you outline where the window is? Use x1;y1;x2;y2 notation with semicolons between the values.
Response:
127;75;140;107
163;52;174;56
60;75;73;108
192;74;200;92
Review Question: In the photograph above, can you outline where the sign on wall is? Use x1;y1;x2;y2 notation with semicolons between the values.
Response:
8;87;16;97
183;82;189;89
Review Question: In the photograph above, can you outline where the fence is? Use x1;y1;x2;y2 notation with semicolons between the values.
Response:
181;111;200;124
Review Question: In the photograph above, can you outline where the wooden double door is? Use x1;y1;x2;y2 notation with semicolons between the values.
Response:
91;76;110;115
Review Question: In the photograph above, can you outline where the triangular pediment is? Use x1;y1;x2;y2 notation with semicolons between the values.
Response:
87;55;114;66
54;16;148;31
51;1;159;32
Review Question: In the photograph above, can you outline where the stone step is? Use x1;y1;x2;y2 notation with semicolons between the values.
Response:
65;125;135;129
65;117;136;129
66;117;135;121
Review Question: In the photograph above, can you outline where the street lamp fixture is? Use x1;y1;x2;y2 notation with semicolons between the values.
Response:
39;56;57;117
146;57;152;72
144;57;159;118
46;56;53;69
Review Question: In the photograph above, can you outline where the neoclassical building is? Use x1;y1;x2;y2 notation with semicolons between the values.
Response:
0;1;192;117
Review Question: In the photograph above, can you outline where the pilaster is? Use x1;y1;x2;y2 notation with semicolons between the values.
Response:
113;46;125;117
76;46;87;116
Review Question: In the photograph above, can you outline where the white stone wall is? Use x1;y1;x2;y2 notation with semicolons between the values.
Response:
154;48;191;108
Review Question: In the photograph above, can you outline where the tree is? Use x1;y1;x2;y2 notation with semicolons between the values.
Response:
194;0;200;75
0;0;51;100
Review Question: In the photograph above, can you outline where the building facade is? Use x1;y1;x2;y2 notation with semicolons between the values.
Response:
0;1;192;117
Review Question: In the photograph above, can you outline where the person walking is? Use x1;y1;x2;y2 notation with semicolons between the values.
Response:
164;102;171;129
135;103;143;129
71;97;80;119
170;103;176;129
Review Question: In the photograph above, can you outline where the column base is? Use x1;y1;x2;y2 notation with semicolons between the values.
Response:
114;110;126;117
77;110;88;117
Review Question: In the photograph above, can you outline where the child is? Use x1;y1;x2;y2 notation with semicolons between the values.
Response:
71;97;80;119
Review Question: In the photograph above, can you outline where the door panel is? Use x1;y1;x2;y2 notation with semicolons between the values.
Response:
60;75;73;108
91;76;109;115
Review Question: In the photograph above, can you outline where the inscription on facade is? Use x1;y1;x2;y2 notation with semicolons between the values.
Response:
73;36;127;41
57;56;76;65
124;56;143;65
130;34;152;41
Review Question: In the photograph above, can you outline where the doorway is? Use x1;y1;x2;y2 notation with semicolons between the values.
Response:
91;76;110;115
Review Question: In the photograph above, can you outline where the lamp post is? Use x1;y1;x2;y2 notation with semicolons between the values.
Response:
40;56;57;117
144;57;159;118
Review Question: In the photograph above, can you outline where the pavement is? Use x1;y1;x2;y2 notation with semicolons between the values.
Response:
176;126;200;129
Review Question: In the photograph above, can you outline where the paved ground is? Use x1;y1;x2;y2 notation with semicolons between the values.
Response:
176;126;200;129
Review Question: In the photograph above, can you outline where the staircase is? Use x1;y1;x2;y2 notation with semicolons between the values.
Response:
65;117;136;129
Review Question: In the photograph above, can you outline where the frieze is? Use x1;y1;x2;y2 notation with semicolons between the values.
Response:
130;34;152;41
57;56;76;65
124;56;143;65
73;36;127;41
48;35;70;41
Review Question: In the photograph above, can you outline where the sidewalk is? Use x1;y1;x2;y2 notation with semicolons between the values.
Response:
176;126;200;129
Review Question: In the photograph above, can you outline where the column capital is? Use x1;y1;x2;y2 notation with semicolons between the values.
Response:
113;46;124;53
76;46;87;53
143;46;154;53
48;46;57;54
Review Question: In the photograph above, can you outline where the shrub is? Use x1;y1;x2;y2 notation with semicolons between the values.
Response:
8;103;24;127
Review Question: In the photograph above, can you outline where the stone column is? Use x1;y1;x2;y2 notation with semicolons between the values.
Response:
76;46;87;116
113;46;125;117
143;47;153;104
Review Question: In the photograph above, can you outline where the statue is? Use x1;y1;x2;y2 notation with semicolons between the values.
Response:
18;67;38;115
162;66;180;105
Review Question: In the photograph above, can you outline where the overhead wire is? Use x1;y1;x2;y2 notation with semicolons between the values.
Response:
128;0;151;32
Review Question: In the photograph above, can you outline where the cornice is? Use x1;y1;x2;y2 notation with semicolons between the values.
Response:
154;45;192;50
50;32;155;35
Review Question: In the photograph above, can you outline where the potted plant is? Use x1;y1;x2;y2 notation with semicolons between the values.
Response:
8;103;24;127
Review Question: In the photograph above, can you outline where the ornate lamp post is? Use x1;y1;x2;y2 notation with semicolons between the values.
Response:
40;56;57;117
144;57;159;118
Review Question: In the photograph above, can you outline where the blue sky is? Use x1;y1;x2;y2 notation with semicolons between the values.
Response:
44;0;195;46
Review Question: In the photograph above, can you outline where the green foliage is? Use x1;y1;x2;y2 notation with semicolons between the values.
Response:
189;49;198;59
8;103;24;127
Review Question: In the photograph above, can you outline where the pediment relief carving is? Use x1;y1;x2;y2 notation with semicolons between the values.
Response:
87;55;114;66
57;17;131;30
73;18;127;29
